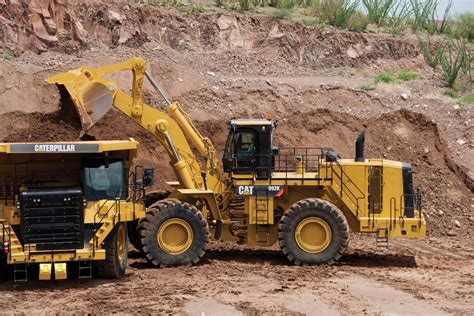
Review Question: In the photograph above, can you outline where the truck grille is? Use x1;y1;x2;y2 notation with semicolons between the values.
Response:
20;188;84;251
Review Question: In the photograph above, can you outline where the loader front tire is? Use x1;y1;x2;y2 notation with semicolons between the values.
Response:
138;199;209;267
96;222;128;278
279;198;349;265
129;190;170;253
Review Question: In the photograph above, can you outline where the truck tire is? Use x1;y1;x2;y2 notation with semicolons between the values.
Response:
138;199;209;267
129;190;170;253
96;222;128;278
278;198;349;266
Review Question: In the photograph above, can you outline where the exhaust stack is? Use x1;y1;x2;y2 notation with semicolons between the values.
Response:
355;131;365;162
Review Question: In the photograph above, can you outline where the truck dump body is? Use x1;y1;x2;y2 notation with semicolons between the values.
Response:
0;140;147;281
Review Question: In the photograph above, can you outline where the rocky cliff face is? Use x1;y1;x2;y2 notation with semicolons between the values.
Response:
0;0;148;55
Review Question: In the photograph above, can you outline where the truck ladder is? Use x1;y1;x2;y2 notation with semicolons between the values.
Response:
78;260;93;279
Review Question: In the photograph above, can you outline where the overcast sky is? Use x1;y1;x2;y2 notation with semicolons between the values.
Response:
437;0;473;15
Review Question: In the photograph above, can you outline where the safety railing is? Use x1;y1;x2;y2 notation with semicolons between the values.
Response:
231;147;331;181
91;198;120;254
230;147;366;214
389;188;423;229
330;160;365;215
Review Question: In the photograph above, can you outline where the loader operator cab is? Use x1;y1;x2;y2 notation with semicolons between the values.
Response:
223;118;278;179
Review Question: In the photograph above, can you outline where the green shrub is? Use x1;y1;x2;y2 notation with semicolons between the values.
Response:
349;11;369;31
215;0;224;6
239;0;251;10
361;0;396;26
375;72;395;83
409;0;452;34
251;0;261;7
311;0;359;28
269;8;291;19
300;17;319;26
418;36;445;69
386;0;411;36
192;2;207;12
296;0;312;7
439;39;471;88
276;0;295;9
452;13;474;42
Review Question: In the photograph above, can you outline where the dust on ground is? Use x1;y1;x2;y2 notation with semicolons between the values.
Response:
0;0;473;314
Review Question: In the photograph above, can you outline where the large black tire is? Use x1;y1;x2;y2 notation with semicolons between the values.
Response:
144;190;170;208
96;222;128;278
138;199;209;267
278;198;349;266
128;190;170;253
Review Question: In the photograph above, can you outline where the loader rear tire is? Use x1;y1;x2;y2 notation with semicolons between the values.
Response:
278;198;349;266
96;222;128;278
138;199;209;267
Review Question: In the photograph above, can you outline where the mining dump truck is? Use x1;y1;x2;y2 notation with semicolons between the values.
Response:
0;139;153;281
47;58;426;268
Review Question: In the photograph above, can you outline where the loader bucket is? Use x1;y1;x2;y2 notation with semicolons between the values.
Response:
46;70;113;133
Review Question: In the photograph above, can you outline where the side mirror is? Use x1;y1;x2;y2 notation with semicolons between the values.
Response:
142;168;154;187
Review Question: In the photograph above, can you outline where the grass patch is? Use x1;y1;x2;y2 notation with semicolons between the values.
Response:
443;89;459;98
375;72;395;83
461;93;474;104
3;53;13;61
397;69;418;81
375;70;418;83
356;84;375;90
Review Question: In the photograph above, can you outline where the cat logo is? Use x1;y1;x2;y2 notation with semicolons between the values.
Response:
237;185;254;195
235;185;283;196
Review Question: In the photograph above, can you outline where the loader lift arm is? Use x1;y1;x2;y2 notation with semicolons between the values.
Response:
46;58;229;221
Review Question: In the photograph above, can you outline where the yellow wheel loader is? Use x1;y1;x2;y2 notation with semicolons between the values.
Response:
47;58;426;267
0;140;153;281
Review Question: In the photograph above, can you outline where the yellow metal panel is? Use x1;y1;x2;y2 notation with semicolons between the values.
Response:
54;263;67;280
0;140;138;153
39;263;52;280
382;164;404;220
8;250;106;264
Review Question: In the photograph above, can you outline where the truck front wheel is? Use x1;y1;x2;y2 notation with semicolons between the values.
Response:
96;222;128;278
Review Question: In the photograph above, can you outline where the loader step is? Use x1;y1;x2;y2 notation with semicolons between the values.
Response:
376;229;389;248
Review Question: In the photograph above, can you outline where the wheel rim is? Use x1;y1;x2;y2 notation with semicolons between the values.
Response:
157;218;193;254
295;217;332;253
117;224;126;265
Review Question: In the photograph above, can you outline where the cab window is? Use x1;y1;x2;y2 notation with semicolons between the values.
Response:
236;132;256;158
82;159;126;200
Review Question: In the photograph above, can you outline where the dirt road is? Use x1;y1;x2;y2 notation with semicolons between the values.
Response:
2;235;472;314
